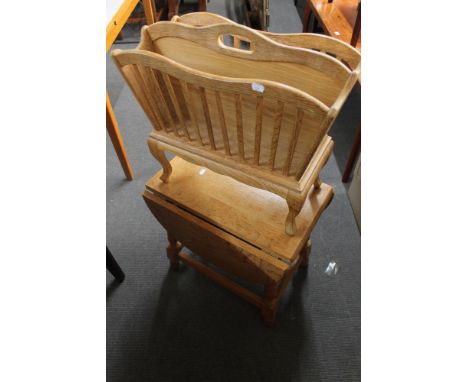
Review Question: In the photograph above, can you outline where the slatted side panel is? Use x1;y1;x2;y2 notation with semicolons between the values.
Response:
120;63;327;178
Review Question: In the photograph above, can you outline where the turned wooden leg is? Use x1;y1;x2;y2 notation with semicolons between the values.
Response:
261;282;280;327
300;239;312;268
166;233;182;271
303;1;312;32
148;139;172;183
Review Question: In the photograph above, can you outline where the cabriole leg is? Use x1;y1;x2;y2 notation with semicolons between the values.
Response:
148;139;172;183
285;196;304;236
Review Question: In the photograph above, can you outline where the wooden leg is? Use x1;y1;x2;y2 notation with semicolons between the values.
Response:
261;282;280;327
166;233;182;270
168;0;180;20
106;92;134;181
106;246;125;282
147;139;173;183
285;198;303;236
142;0;155;24
303;1;312;32
350;1;361;47
342;125;361;183
299;239;311;268
199;0;207;11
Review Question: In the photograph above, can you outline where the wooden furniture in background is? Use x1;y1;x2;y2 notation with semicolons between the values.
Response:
106;0;161;180
143;157;334;325
244;0;270;30
350;0;360;47
124;0;164;26
303;0;361;49
112;18;360;234
342;124;360;182
168;0;208;20
301;1;361;181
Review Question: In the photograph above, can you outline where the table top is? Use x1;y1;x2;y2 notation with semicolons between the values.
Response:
146;157;334;264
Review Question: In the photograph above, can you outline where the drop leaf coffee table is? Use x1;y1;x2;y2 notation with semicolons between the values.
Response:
143;157;334;325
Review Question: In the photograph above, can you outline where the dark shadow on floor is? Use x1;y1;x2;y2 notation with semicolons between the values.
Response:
107;264;321;382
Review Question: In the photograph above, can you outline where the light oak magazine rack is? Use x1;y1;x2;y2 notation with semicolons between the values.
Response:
112;13;360;235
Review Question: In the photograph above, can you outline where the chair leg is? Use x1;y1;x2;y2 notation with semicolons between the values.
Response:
106;247;125;282
303;1;312;32
106;92;134;181
199;0;207;11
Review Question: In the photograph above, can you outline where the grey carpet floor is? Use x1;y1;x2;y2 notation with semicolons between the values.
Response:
107;1;361;381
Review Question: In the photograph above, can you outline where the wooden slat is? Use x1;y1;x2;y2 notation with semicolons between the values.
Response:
161;73;190;139
215;91;231;155
199;87;216;149
283;108;304;176
145;68;170;132
268;101;284;170
253;96;263;165
235;94;244;160
114;50;331;114
151;69;178;133
128;65;161;130
138;65;167;131
233;35;240;49
180;80;204;145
